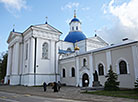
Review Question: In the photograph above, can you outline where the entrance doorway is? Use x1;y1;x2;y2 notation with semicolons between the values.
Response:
82;73;89;87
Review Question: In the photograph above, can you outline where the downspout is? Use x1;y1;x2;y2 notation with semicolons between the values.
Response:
32;36;37;86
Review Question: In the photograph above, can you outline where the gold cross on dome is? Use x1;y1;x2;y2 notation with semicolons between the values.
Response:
74;10;76;18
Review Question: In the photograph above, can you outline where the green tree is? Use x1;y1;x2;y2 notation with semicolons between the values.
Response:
104;65;120;91
0;51;8;81
0;59;2;80
134;77;138;91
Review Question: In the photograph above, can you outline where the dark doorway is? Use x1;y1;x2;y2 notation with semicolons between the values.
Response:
82;73;89;87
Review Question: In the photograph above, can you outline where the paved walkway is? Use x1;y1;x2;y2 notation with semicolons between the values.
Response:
0;85;137;102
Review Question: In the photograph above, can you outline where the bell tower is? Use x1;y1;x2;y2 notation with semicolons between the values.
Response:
70;10;81;32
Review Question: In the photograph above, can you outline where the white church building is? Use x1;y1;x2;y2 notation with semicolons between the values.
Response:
4;12;138;88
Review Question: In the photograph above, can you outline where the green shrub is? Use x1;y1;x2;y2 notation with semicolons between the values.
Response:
134;77;138;92
104;65;120;91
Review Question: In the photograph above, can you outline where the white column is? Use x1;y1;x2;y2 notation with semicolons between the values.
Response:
76;56;79;86
14;42;20;74
132;46;138;80
6;48;12;76
29;38;35;73
19;43;23;74
50;40;55;74
106;50;112;72
11;45;15;75
89;54;93;87
22;42;26;74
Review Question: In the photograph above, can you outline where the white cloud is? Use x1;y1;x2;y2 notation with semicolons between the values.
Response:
0;0;27;10
109;0;138;28
61;2;91;25
61;2;79;10
100;0;138;44
61;2;91;11
102;4;107;14
0;0;28;16
81;7;90;11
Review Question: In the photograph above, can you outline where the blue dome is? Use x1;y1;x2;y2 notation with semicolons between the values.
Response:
64;31;86;43
70;18;80;23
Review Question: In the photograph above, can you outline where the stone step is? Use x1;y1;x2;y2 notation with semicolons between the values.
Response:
81;86;104;91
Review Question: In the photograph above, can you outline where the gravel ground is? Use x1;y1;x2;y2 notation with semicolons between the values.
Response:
0;85;137;102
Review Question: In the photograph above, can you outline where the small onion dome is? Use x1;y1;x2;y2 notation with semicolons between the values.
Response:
74;46;80;51
70;18;80;24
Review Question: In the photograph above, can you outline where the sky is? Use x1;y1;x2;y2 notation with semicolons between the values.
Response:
0;0;138;54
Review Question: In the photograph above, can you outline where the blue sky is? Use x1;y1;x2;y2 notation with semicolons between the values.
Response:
0;0;138;54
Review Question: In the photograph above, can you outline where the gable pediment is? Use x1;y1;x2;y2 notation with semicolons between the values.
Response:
87;36;108;45
7;32;22;43
33;24;62;35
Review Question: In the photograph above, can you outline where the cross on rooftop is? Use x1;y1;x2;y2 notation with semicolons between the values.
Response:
45;16;48;24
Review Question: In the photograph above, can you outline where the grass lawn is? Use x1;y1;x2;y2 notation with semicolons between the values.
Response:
86;90;138;99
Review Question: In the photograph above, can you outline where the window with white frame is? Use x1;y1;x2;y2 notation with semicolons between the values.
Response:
42;42;48;59
119;60;127;74
98;63;104;75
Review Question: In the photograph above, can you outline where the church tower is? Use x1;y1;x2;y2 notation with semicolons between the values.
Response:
64;10;86;43
69;10;81;32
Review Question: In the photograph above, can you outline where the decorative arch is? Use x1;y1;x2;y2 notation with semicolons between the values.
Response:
80;69;91;87
116;58;129;74
82;73;89;87
42;42;48;59
80;70;90;79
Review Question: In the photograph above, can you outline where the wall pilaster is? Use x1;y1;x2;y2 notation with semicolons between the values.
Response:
106;50;112;72
132;46;138;79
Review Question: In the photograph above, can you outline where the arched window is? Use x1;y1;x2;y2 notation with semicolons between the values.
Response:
98;63;104;75
67;48;72;51
119;60;127;74
63;69;65;78
83;58;87;66
42;42;48;59
76;26;78;30
72;27;74;31
71;67;75;77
